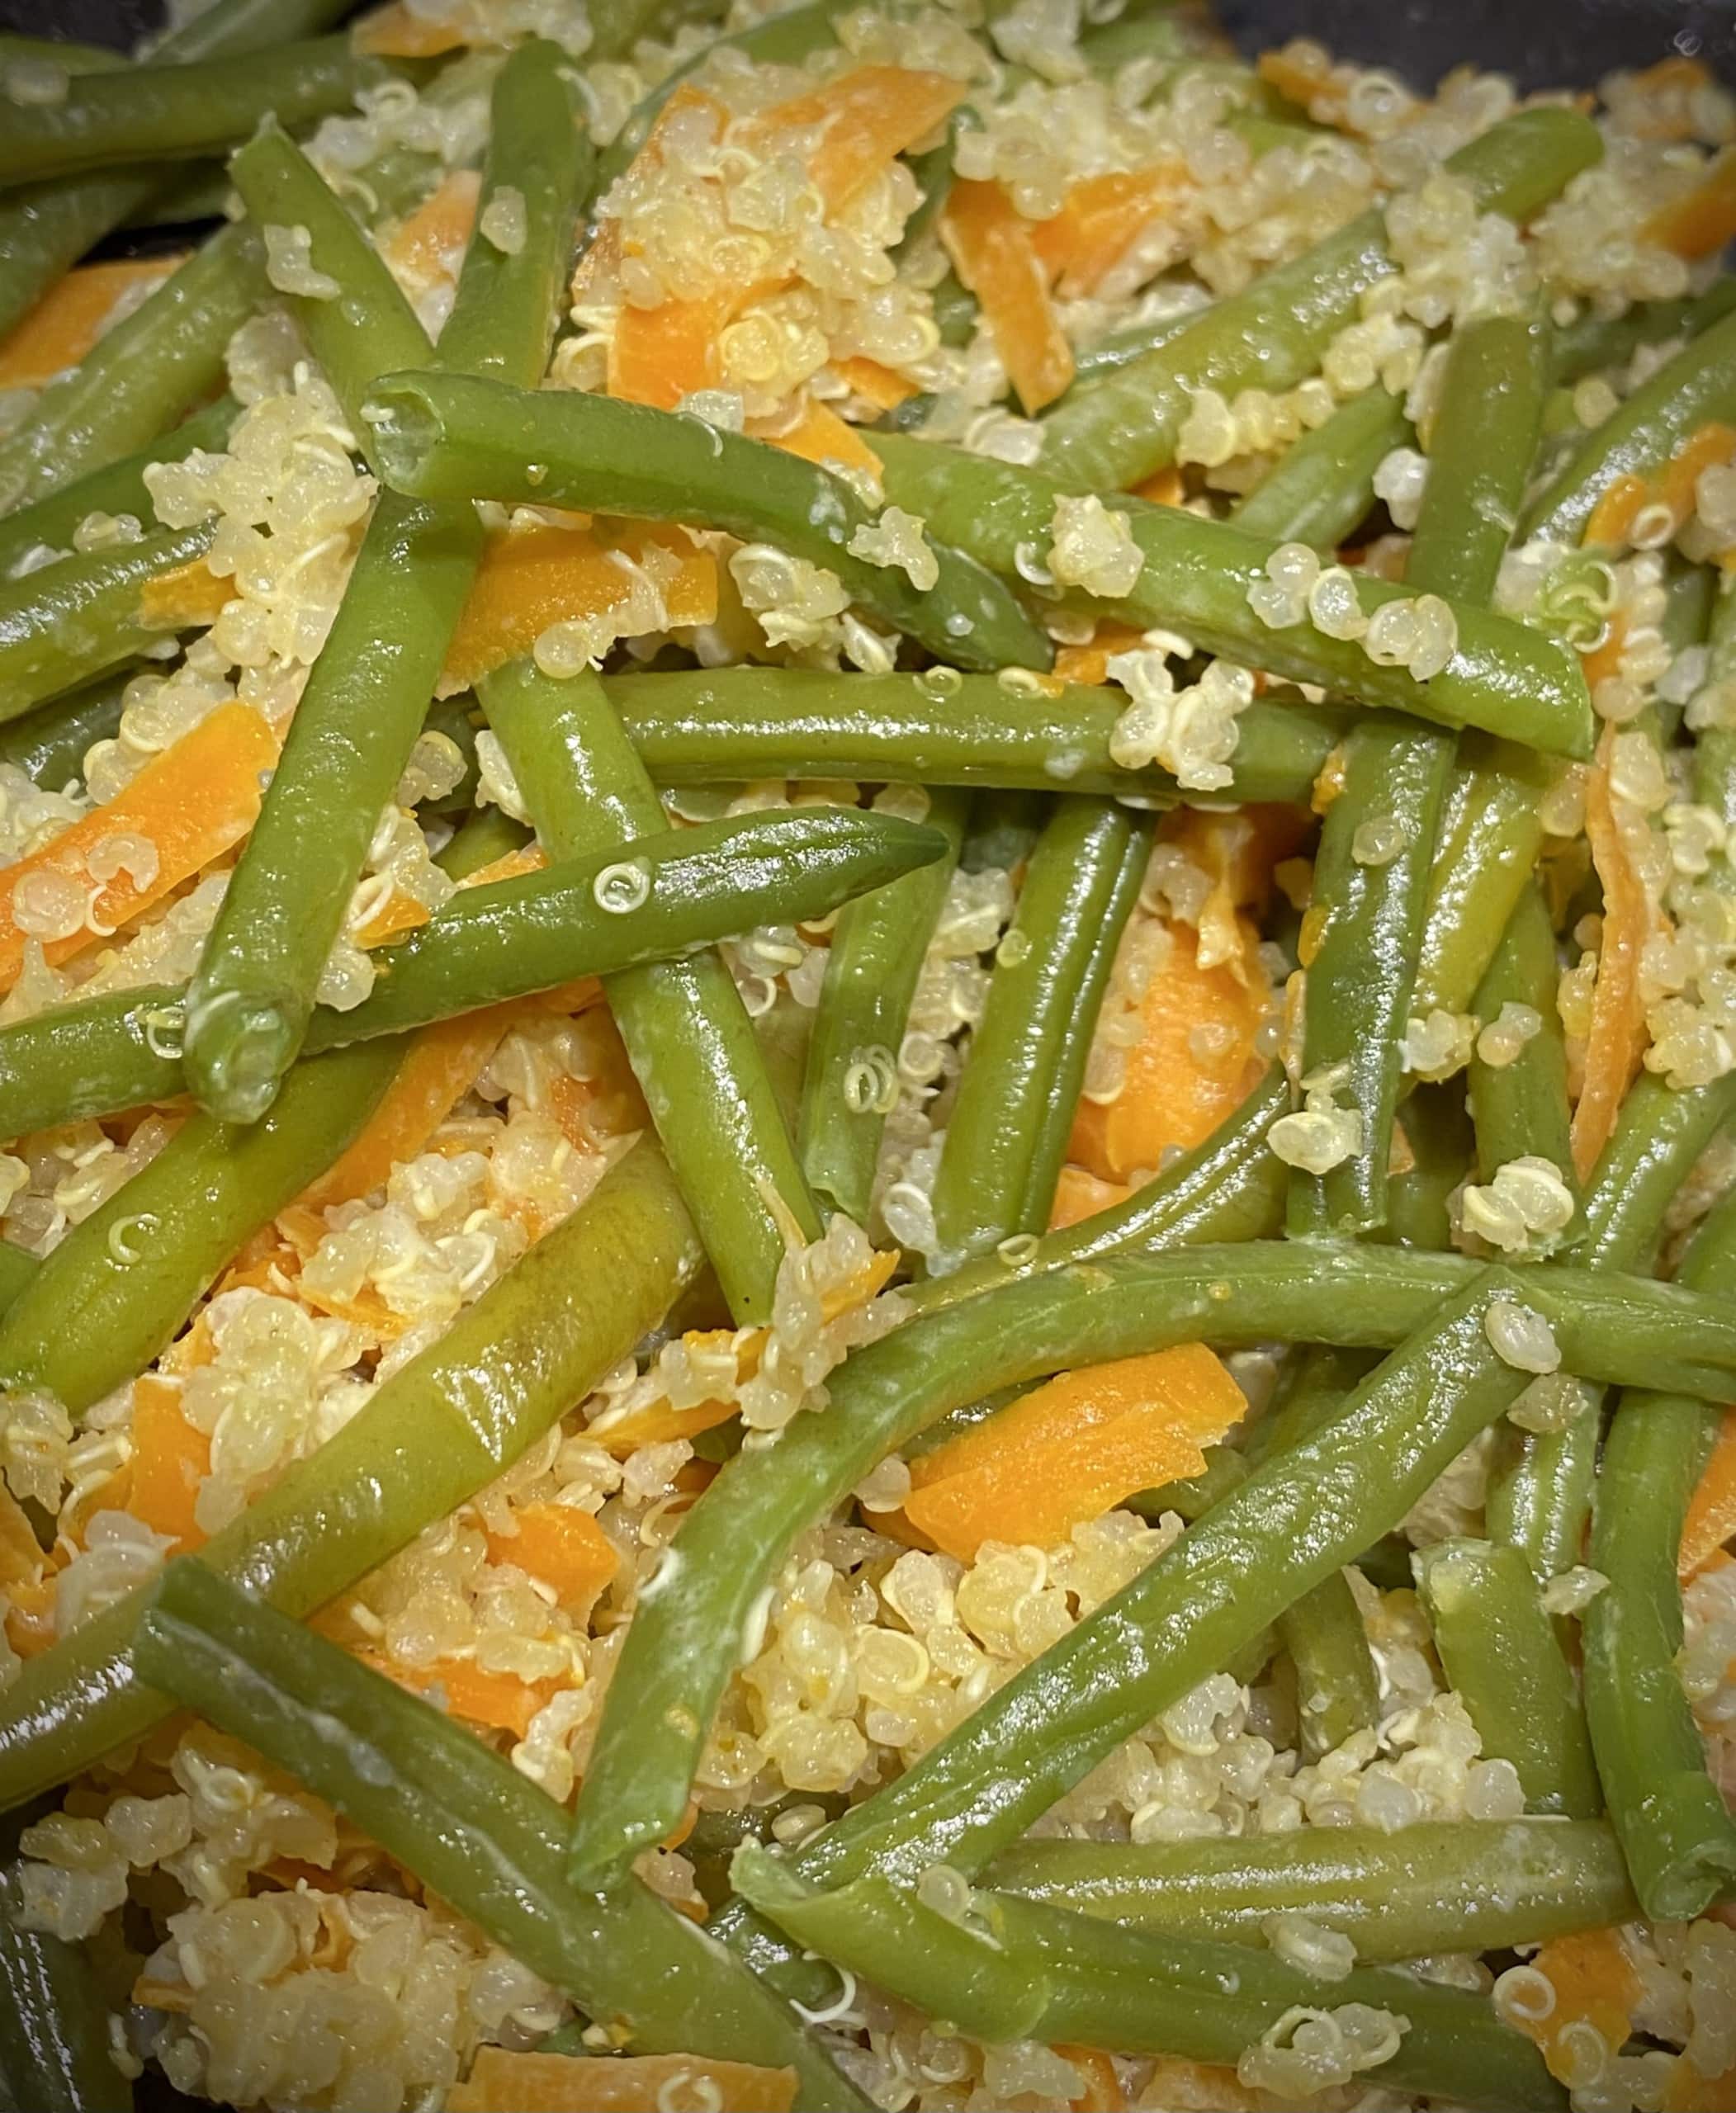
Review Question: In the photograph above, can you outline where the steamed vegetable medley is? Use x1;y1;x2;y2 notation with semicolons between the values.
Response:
9;2;1736;2111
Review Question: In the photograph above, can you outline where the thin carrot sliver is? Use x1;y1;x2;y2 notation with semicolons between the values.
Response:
485;1501;617;1614
0;256;183;390
943;178;1076;414
1030;167;1184;297
128;1376;210;1555
753;398;885;480
752;66;965;215
0;702;277;991
448;2049;797;2113
1644;148;1736;258
381;169;480;296
1584;422;1736;546
1571;726;1654;1182
1681;1408;1736;1576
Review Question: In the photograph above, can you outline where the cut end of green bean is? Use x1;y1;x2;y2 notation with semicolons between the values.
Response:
181;990;302;1124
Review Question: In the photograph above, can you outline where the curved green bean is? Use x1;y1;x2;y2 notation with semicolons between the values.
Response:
1551;278;1736;387
929;798;1150;1266
1412;732;1554;1017
0;667;129;790
1228;385;1410;547
801;790;967;1226
0;1141;702;1813
0;1860;133;2113
986;1818;1635;1960
362;368;1056;674
1469;877;1581;1235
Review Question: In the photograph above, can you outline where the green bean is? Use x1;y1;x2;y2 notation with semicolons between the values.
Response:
0;1244;37;1320
0;394;236;584
929;799;1150;1265
1693;570;1736;836
0;520;216;723
1036;107;1601;492
1076;9;1220;69
228;121;430;440
605;666;1350;805
1413;1537;1601;1817
960;787;1047;874
362;370;1055;674
0;1040;400;1419
1282;1566;1380;1761
0;668;128;790
121;159;233;230
433;800;527;881
0;0;353;343
480;661;821;1326
1382;1080;1473;1251
0;220;263;513
0;1139;702;1813
1551;278;1736;387
1524;306;1736;545
0;36;396;188
0;807;945;1140
0;1860;133;2113
435;40;589;388
894;105;976;260
869;431;1594;756
1065;300;1211;392
986;1818;1635;1959
1131;1440;1249;1523
135;1561;873;2111
1413;733;1554;1016
801;790;967;1225
1469;877;1581;1235
592;1;849;196
570;1244;1736;1894
1409;308;1550;602
1287;716;1453;1236
1585;1181;1736;1918
0;36;122;73
1228;385;1410;547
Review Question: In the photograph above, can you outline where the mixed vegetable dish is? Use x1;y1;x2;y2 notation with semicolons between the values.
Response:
4;1;1736;2108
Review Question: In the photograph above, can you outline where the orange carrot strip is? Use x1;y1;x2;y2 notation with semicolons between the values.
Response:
298;1009;518;1212
1058;2046;1127;2113
1052;623;1148;688
832;356;917;409
440;522;717;694
1584;422;1736;546
129;1375;210;1555
1030;167;1185;297
137;556;234;630
1572;726;1654;1181
485;1500;618;1613
609;283;742;409
903;1345;1245;1561
1048;1164;1132;1231
942;179;1075;414
1681;1408;1736;1577
0;256;182;390
752;398;884;480
0;1484;45;1592
449;2049;797;2113
1510;1930;1639;2087
1131;466;1186;508
351;1649;558;1740
353;1;473;57
382;169;480;297
753;66;965;215
0;702;277;991
1644;149;1736;259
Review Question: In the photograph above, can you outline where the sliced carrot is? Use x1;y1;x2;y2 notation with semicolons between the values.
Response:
1058;2046;1127;2113
1571;726;1654;1181
440;522;717;694
137;556;234;630
298;1008;518;1212
485;1501;617;1614
0;1484;45;1592
381;168;480;297
1584;422;1736;546
609;281;742;409
1681;1408;1736;1576
349;1647;558;1740
1511;1930;1639;2087
1052;622;1148;688
1644;148;1736;259
1030;167;1185;298
833;355;917;409
0;256;182;390
1166;803;1307;981
1665;2054;1736;2111
448;2049;797;2113
752;397;884;480
751;66;965;215
127;1376;210;1555
1048;1164;1131;1231
590;1250;900;1453
353;2;473;57
0;702;277;991
1131;466;1186;508
1067;924;1270;1183
902;1345;1245;1561
942;179;1075;414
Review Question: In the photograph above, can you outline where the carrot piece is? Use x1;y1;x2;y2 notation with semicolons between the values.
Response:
381;169;481;300
128;1375;210;1555
752;66;965;215
3;1575;58;1661
1058;2046;1127;2113
353;1;473;57
1029;168;1185;297
1256;50;1350;125
137;556;234;630
902;1345;1245;1561
589;1250;900;1453
1644;148;1736;259
298;1009;518;1212
1052;622;1148;688
0;1484;45;1592
1510;1930;1639;2087
351;1649;558;1741
943;179;1075;414
1665;2053;1736;2111
0;256;183;390
1681;1408;1736;1576
1584;422;1736;546
485;1501;617;1614
448;2049;797;2113
608;283;741;409
0;702;277;991
1131;466;1186;508
753;398;884;480
440;522;717;694
1571;726;1655;1181
1048;1164;1132;1231
833;355;917;409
